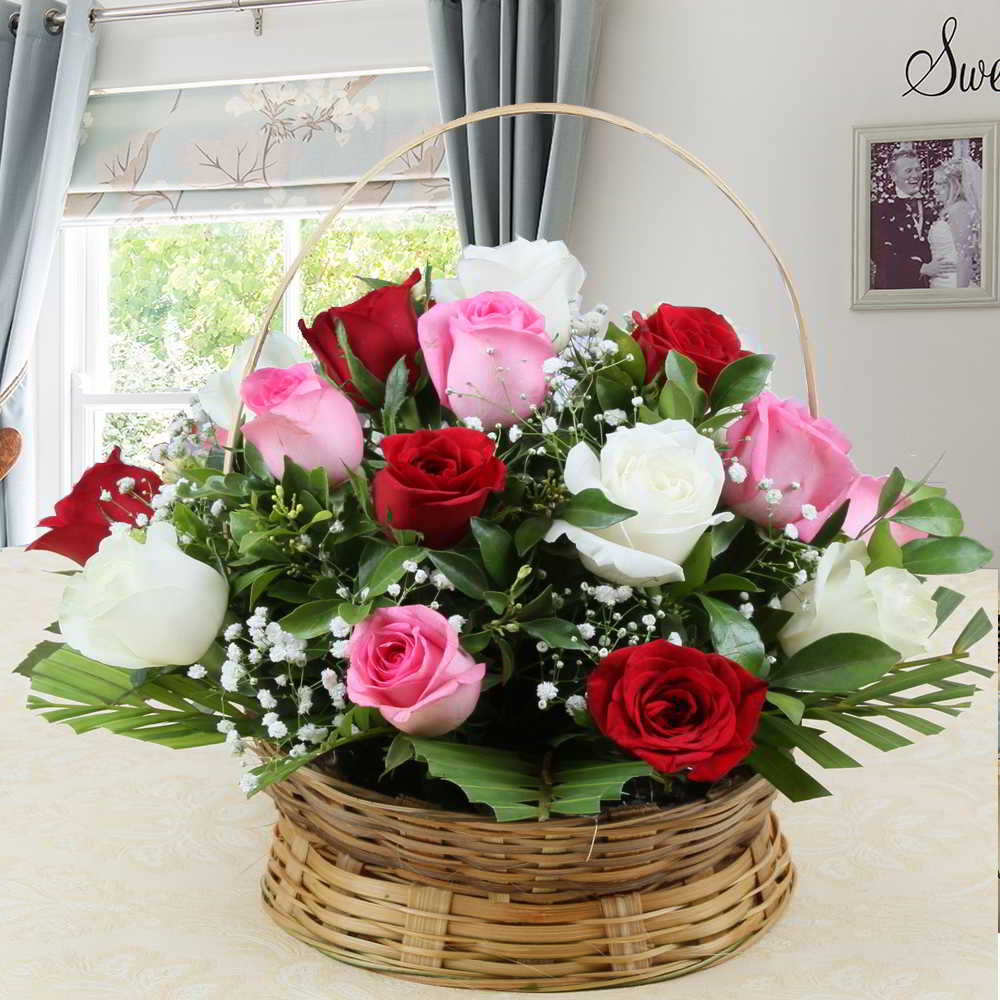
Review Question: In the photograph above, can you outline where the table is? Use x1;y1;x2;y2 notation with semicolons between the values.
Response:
1;548;996;1000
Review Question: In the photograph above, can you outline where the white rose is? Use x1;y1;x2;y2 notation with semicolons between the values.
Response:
59;523;229;669
544;420;732;586
778;540;936;658
197;331;304;431
433;237;585;350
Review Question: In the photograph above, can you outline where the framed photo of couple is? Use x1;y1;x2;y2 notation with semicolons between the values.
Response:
852;120;999;309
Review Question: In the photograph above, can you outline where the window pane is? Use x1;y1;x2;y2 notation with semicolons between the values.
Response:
300;210;460;321
107;220;284;393
99;409;184;469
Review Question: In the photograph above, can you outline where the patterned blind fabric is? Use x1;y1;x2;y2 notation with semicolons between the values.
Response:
65;71;449;220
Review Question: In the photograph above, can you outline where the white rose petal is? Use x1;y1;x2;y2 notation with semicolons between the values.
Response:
544;420;732;586
779;540;936;659
58;523;228;670
432;237;586;350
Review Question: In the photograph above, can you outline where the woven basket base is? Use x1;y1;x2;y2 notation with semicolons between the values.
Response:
261;809;795;991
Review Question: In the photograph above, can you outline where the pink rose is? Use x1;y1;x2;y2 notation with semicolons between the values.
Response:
240;363;363;483
722;392;858;527
346;605;485;736
417;290;556;427
793;474;928;544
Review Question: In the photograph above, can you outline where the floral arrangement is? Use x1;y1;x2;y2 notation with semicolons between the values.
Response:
16;237;993;819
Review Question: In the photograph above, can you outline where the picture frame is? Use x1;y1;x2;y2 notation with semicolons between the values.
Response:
851;120;999;309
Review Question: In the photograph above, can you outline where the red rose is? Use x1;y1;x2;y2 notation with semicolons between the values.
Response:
25;447;162;565
374;427;507;549
299;268;421;407
587;639;767;782
630;304;751;390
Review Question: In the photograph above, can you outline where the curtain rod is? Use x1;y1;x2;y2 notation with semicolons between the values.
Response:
9;0;359;35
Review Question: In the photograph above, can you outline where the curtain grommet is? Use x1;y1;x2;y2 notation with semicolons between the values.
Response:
8;11;18;36
44;8;64;35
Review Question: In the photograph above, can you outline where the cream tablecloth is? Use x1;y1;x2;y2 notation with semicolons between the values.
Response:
1;548;996;1000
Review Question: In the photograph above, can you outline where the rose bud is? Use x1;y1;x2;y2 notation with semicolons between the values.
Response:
630;304;751;390
299;268;421;407
587;639;768;782
346;605;486;737
418;290;556;428
374;427;506;549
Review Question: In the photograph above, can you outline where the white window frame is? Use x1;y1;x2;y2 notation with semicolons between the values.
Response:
31;204;451;528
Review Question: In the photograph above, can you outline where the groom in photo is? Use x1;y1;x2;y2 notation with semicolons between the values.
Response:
871;149;955;289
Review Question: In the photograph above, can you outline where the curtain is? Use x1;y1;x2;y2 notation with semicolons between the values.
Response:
426;0;603;247
0;0;97;545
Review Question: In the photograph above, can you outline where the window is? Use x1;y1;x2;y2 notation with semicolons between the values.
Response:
36;208;459;515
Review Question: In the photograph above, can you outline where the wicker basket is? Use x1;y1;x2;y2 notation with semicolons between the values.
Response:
262;767;794;990
235;103;814;989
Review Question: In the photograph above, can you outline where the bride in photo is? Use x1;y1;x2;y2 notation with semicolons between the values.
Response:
927;157;983;288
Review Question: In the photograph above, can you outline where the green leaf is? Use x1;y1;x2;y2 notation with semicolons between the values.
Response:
548;753;658;816
382;733;414;777
700;574;762;594
228;509;262;545
470;518;516;587
242;439;273;481
357;275;397;289
891;497;963;537
765;691;805;725
602;322;646;385
810;499;851;547
710;353;775;411
483;590;509;615
336;601;373;625
931;586;965;630
674;531;712;593
496;636;515;684
595;375;633;413
427;550;488;599
756;715;862;769
664;350;707;420
557;487;636;530
357;539;391;591
250;567;285;607
515;584;555;621
710;515;747;558
514;516;551;555
365;545;426;597
520;618;589;651
809;709;912;751
382;356;410;435
404;740;656;821
876;466;906;518
696;595;765;674
23;646;246;749
952;607;991;654
769;633;900;691
901;536;992;574
231;564;278;597
658;379;693;422
334;318;386;406
279;600;339;639
745;746;831;801
874;708;944;736
849;659;982;702
12;640;64;679
866;519;903;570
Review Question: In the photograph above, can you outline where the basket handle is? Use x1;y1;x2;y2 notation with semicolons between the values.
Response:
224;102;818;471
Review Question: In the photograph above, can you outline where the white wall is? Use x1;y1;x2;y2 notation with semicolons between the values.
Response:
571;0;999;561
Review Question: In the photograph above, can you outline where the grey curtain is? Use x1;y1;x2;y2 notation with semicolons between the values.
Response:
426;0;602;247
0;0;97;545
